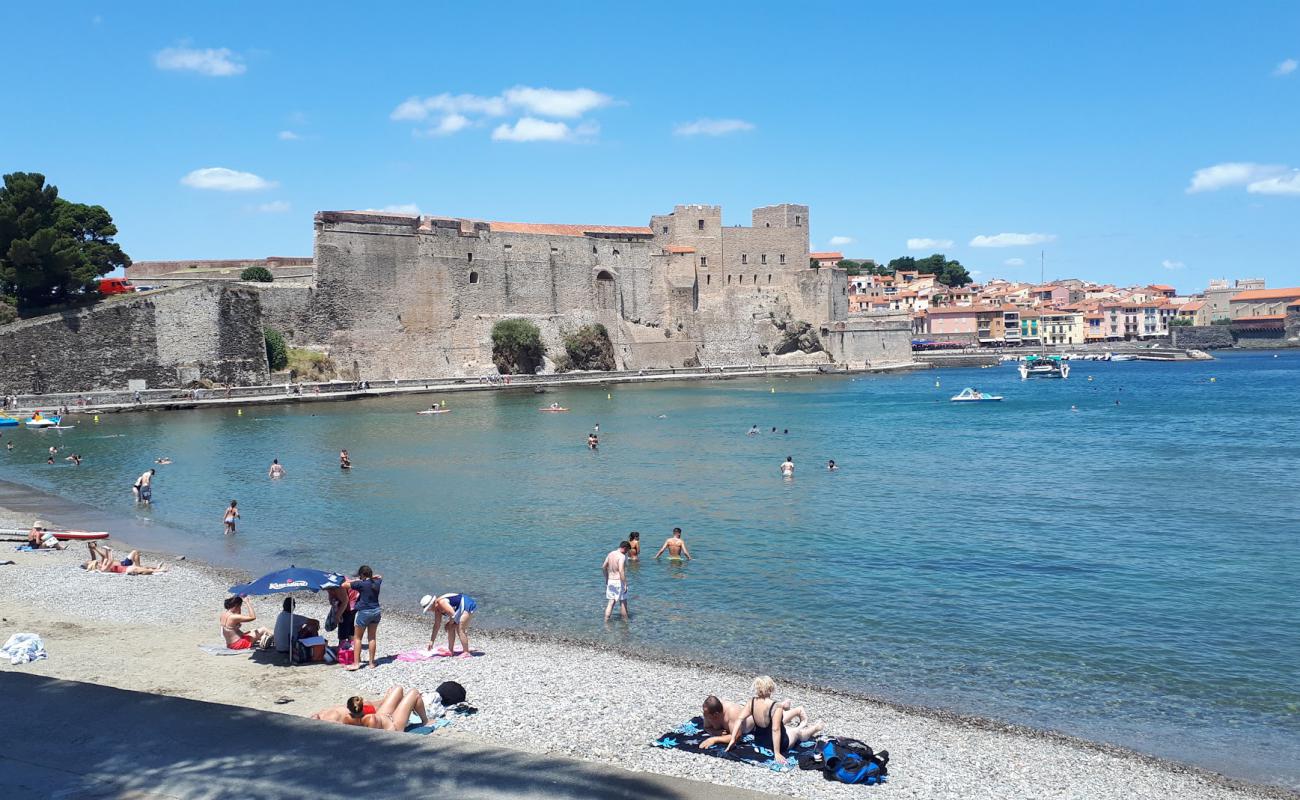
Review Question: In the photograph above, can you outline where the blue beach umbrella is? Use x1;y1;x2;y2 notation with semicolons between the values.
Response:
229;566;345;664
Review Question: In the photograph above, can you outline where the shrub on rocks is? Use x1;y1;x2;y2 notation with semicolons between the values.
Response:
555;324;615;372
264;328;289;371
241;266;273;282
491;318;546;374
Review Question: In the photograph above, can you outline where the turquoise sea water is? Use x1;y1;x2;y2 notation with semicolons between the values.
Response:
3;351;1298;787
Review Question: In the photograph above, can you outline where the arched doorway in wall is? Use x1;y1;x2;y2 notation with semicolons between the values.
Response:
594;270;616;311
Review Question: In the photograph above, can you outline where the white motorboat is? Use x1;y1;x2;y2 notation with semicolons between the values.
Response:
1018;355;1070;379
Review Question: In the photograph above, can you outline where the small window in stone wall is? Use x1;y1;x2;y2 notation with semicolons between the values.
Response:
467;252;474;262
767;274;772;284
662;225;668;233
593;245;598;253
761;254;767;265
551;246;558;253
753;274;757;284
700;256;707;267
698;219;704;230
779;254;786;265
727;275;732;285
795;215;801;226
504;243;512;249
706;274;711;285
469;271;479;284
741;254;748;265
765;222;770;227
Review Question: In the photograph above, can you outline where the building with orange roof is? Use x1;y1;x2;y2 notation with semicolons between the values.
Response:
1229;287;1300;319
809;251;843;267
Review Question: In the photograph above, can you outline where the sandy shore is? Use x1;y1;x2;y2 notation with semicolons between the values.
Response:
0;507;1293;800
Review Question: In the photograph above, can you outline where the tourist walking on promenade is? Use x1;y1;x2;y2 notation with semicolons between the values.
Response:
420;592;478;656
344;565;382;670
603;540;631;622
223;500;240;535
654;527;691;562
268;458;285;479
133;468;156;505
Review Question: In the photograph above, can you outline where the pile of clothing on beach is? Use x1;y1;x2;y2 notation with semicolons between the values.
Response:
1;632;48;665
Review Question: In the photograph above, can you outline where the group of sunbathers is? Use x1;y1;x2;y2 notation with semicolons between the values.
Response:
700;676;823;765
80;541;167;575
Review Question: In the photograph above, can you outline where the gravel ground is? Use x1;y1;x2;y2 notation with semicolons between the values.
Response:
1;512;1293;800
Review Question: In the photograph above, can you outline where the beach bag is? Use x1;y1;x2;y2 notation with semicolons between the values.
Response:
325;606;338;632
435;681;466;706
799;738;888;785
338;646;354;666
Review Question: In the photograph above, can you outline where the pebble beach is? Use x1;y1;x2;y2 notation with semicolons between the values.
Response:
1;506;1293;800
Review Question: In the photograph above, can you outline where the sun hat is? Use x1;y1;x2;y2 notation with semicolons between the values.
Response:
419;594;436;613
32;520;46;530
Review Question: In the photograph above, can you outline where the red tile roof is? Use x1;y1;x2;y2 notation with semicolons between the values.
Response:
1230;287;1300;302
490;222;653;237
664;245;696;254
1179;300;1206;311
809;251;843;260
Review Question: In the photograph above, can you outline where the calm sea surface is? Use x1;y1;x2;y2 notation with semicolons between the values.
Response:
4;351;1298;787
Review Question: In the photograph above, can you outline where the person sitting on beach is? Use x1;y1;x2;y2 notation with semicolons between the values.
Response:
698;695;754;749
420;592;478;656
80;542;167;575
27;521;64;550
311;686;428;731
654;528;691;561
274;597;319;654
268;459;285;479
220;595;271;650
723;676;823;765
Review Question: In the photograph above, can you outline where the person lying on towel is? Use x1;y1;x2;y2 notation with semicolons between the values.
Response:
311;686;428;731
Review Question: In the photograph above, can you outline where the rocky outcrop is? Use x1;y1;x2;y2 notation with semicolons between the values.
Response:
772;319;824;355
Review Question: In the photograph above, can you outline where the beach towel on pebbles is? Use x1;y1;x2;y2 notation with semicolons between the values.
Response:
652;716;818;772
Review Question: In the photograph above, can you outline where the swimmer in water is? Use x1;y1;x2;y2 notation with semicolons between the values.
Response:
340;449;352;469
628;531;641;560
587;433;599;450
1071;405;1078;412
654;528;691;562
268;458;285;479
223;500;240;535
155;457;172;465
780;456;794;478
748;425;759;436
827;459;837;471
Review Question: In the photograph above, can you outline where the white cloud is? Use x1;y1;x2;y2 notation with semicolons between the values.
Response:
154;46;245;77
277;130;300;141
180;167;274;191
1161;259;1185;270
503;86;612;118
828;236;854;246
1004;258;1025;267
1246;171;1300;195
256;200;291;213
491;117;597;143
419;113;472;137
1186;162;1288;193
673;118;755;137
391;93;509;121
906;237;953;250
367;204;421;215
970;232;1057;247
1275;58;1297;76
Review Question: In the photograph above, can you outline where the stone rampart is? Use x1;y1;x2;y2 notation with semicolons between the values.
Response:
0;284;268;393
1171;325;1235;349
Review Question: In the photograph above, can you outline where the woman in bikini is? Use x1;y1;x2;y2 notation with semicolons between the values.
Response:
420;592;478;656
223;500;240;535
311;686;428;731
220;596;272;650
724;675;823;765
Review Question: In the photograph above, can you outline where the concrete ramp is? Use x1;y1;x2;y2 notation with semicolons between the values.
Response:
0;673;771;800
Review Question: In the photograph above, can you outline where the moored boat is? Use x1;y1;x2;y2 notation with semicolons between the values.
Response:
1018;355;1070;379
24;413;62;428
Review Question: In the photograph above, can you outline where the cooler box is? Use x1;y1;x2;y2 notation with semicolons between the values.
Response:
299;636;327;662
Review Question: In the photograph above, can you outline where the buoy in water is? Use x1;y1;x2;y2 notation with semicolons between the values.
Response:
93;415;99;423
607;393;612;400
770;387;775;393
237;408;243;416
1087;376;1094;382
935;380;940;388
1209;377;1216;383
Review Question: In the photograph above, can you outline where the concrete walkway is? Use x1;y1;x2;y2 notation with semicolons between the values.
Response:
0;672;774;800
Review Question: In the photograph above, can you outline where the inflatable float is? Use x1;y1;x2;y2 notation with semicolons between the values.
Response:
539;407;569;413
24;414;61;428
0;528;109;540
0;415;18;428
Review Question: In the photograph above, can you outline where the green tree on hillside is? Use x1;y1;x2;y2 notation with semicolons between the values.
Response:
491;318;546;374
0;172;130;309
888;253;972;287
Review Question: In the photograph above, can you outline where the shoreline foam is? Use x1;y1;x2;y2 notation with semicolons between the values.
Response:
1;496;1296;799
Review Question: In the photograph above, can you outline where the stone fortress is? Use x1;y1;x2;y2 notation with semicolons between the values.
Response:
0;201;911;395
300;203;911;379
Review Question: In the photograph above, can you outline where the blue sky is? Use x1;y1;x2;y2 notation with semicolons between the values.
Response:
2;1;1298;290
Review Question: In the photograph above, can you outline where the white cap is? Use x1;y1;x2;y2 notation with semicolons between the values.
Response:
419;594;435;613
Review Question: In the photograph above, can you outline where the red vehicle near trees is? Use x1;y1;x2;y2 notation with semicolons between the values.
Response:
98;277;135;295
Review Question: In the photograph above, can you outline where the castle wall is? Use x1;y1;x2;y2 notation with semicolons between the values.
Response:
0;284;268;393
